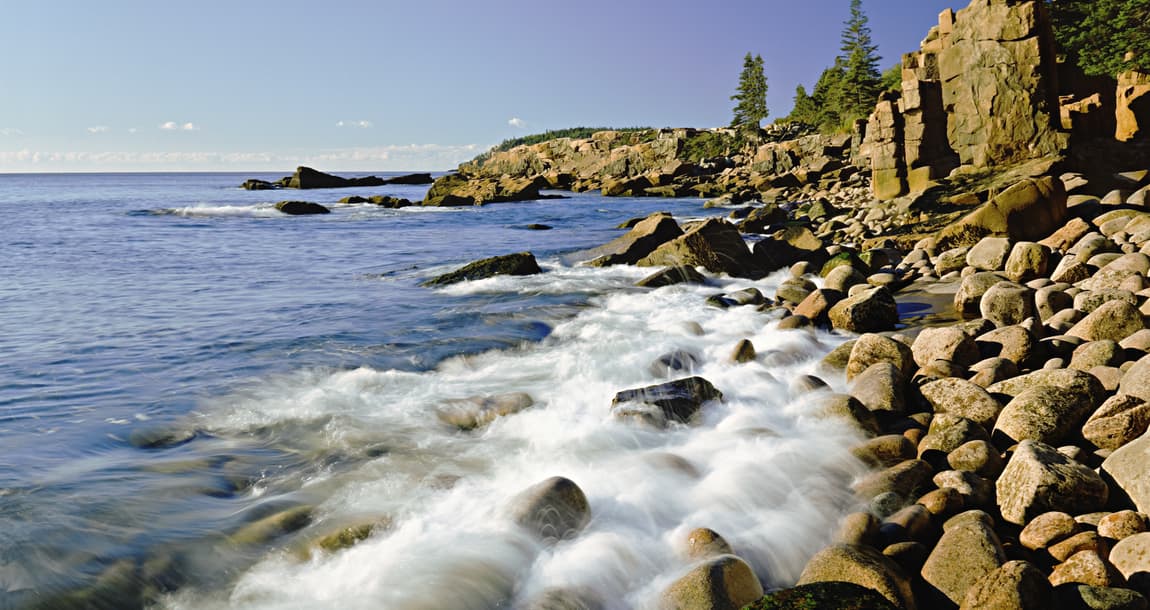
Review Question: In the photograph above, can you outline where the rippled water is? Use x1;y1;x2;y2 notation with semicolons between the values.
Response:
0;172;868;609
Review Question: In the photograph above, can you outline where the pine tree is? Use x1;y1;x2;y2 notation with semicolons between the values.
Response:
1048;0;1150;76
787;85;820;126
838;0;882;122
730;53;769;128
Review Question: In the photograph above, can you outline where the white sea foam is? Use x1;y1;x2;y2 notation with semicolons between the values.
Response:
166;266;867;610
158;204;285;218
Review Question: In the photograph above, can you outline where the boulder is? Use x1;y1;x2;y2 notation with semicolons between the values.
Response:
976;325;1036;367
980;281;1035;327
1102;432;1150;513
1048;550;1124;588
1084;395;1150;451
850;362;907;414
796;544;916;610
1099;511;1150;542
275;200;330;215
1067;300;1146;343
936;178;1068;251
853;459;934;501
423;252;542;286
997;440;1109;525
1121;355;1150;401
422;173;547;206
1051;584;1148;610
752;226;827;272
683;528;733;560
661;555;764;610
828;287;899;333
508;476;590;543
584;212;683;266
241;178;278;190
1019;511;1079;551
1004;242;1050;283
913;327;980;369
955;272;1008;315
966;237;1013;272
993;385;1098;447
848;334;916;380
920;515;1006;607
959;560;1051;610
637;219;758;278
1110;533;1150;586
611;377;722;425
919;378;1002;430
636;266;706;288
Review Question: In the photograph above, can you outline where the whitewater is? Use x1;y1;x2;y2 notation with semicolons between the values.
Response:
0;172;869;609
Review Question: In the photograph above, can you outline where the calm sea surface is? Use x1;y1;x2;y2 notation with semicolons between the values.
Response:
0;172;866;609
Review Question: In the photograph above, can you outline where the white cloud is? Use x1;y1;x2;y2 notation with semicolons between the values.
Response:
508;117;527;129
0;127;24;137
0;144;482;172
336;120;373;129
160;121;199;131
87;126;110;134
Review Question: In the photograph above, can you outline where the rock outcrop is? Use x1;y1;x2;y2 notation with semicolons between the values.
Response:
242;167;434;190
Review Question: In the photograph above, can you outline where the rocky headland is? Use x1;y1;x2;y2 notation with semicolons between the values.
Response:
414;1;1150;608
224;0;1150;607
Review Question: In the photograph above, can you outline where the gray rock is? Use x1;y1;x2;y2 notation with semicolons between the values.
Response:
1102;432;1150;513
980;281;1036;327
611;377;722;424
509;476;590;543
966;237;1014;272
993;385;1099;447
919;378;1002;430
921;516;1006;607
997;440;1109;526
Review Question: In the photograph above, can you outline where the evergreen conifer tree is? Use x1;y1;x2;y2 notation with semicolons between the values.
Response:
730;53;769;128
838;0;882;122
1048;0;1150;76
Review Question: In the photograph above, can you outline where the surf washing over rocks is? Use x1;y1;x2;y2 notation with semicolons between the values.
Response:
160;265;870;610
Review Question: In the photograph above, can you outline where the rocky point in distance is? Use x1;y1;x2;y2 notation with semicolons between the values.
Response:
235;0;1150;607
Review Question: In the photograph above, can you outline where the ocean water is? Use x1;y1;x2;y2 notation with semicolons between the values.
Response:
0;172;868;609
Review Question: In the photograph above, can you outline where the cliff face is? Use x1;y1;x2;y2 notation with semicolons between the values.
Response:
860;0;1068;200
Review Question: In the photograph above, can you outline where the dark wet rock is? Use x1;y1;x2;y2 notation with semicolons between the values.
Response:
228;505;314;546
423;252;542;287
508;476;590;543
285;166;388;189
241;178;278;190
275;200;331;215
128;425;196;449
636;265;705;288
525;223;552;230
745;581;899;610
851;434;917;468
521;587;604;610
611;376;722;424
730;339;756;364
1051;584;1148;610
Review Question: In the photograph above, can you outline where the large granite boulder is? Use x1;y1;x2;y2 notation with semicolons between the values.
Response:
423;252;542;286
584;212;682;266
746;581;898;610
797;544;916;610
1102;432;1150;513
637;219;759;278
661;555;764;610
997;440;1109;526
422;173;548;206
1122;355;1150;402
936;177;1068;251
921;513;1006;608
828;287;899;334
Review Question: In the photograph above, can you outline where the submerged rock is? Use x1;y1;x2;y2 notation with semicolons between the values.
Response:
508;476;590;543
423;252;542;286
436;392;535;430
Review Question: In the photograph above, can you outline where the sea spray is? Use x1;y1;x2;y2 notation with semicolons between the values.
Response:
162;265;871;609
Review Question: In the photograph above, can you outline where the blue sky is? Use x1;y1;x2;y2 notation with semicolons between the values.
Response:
0;0;958;172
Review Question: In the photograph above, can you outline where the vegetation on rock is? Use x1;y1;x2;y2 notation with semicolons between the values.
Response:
1048;0;1150;77
731;52;769;129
